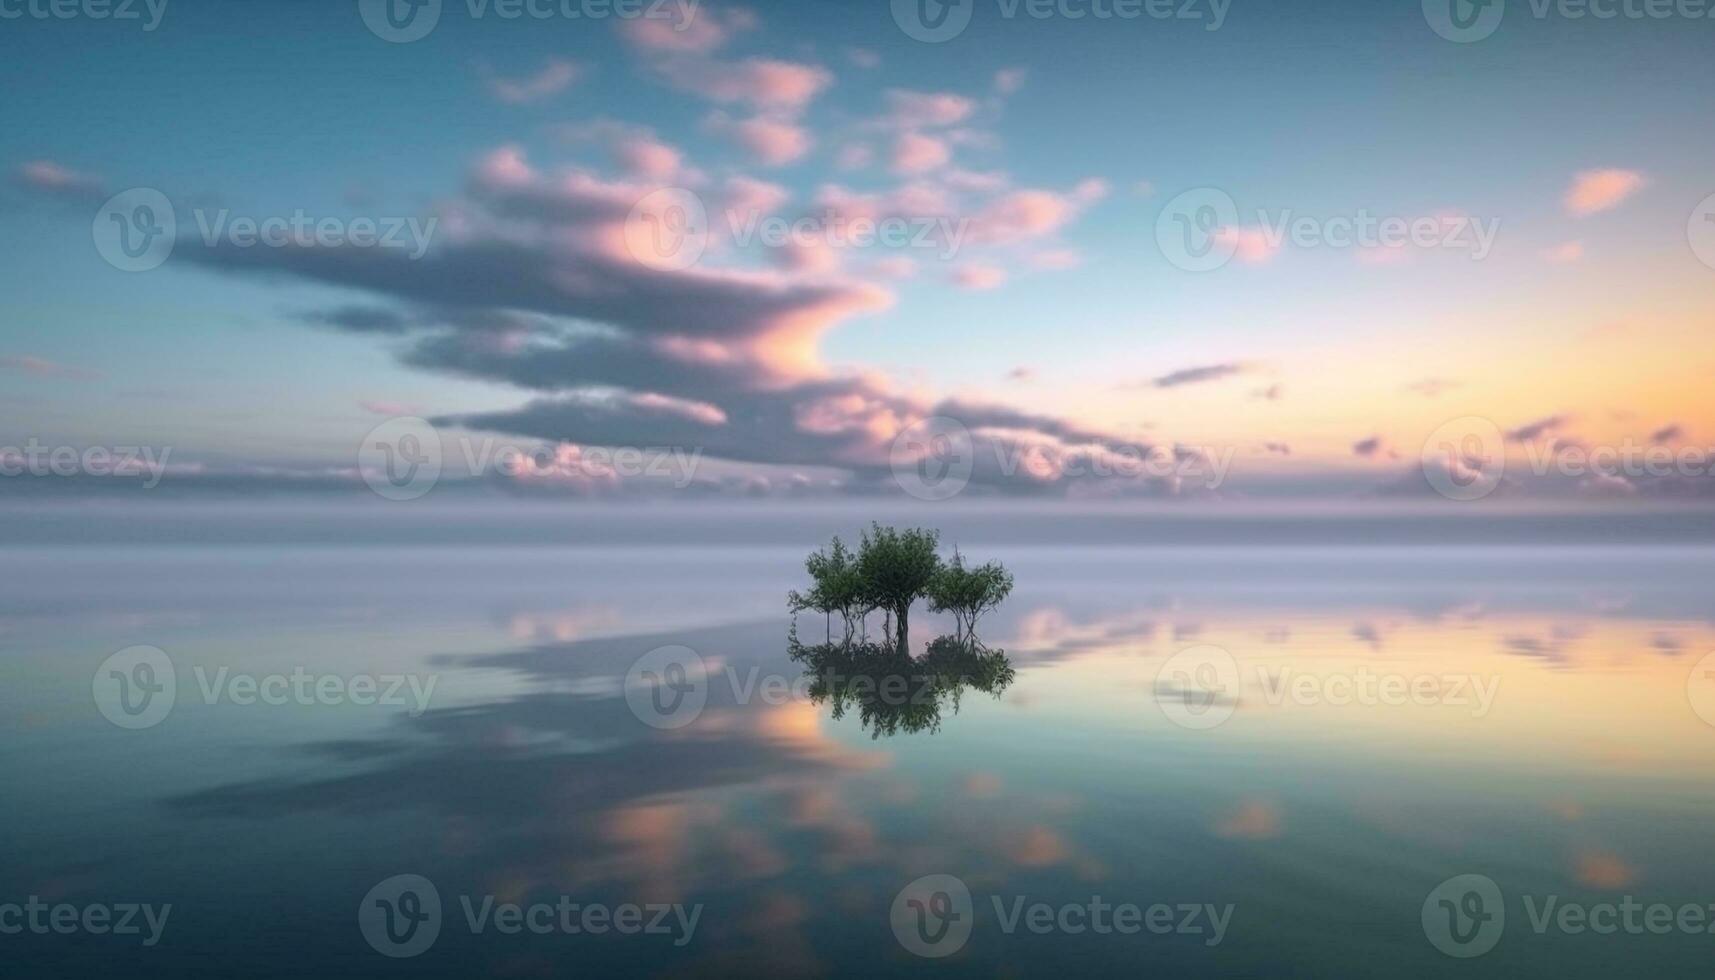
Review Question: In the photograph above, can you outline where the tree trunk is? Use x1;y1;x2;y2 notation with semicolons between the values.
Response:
894;602;911;655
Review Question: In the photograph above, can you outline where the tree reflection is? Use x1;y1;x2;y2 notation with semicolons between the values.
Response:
788;634;1015;738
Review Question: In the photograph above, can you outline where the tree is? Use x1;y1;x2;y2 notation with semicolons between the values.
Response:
926;547;1014;647
856;523;943;654
788;535;869;642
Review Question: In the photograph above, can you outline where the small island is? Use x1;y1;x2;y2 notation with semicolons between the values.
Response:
787;524;1016;737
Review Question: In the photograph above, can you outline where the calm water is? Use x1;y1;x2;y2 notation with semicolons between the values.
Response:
5;513;1715;976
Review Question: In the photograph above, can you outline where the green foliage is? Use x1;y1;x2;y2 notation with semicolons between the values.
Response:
926;547;1015;646
788;535;869;642
856;523;943;653
790;524;1012;657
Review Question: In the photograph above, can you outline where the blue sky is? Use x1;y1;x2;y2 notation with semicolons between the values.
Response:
3;0;1713;498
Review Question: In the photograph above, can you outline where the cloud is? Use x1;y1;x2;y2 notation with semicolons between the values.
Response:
880;90;977;128
1352;435;1386;457
1564;169;1645;216
1650;424;1683;444
359;400;422;416
1404;378;1460;398
615;5;754;52
611;134;687;180
845;47;880;69
1211;225;1279;263
1263;442;1291;455
1006;366;1035;382
1543;240;1584;263
993;68;1027;95
1151;363;1249;388
0;354;101;380
951;263;1007;290
181;145;1169;497
1505;414;1570;442
1250;383;1282;401
483;59;581;104
13;159;105;202
707;113;813;167
890;132;951;175
657;57;833;112
968;180;1107;245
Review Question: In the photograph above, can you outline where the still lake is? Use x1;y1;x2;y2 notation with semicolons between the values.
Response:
4;503;1714;977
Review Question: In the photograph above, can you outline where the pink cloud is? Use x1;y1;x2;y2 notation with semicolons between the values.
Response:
883;89;977;127
834;143;874;171
1211;226;1280;263
616;6;753;52
15;159;104;197
951;263;1007;290
1213;801;1282;840
1543;240;1584;263
359;400;422;417
721;175;791;217
0;354;101;380
867;256;919;280
890;132;951;175
484;59;580;104
613;135;685;180
1565;168;1645;216
709;114;813;167
994;68;1027;95
969;180;1107;244
665;57;832;111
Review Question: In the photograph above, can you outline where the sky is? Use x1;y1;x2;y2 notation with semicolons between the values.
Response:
3;0;1714;502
